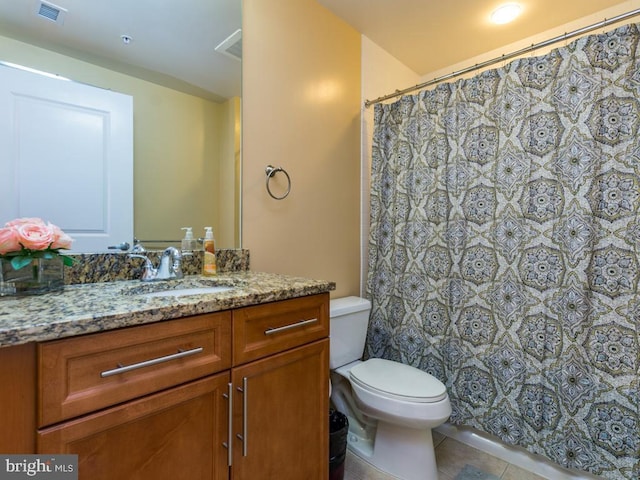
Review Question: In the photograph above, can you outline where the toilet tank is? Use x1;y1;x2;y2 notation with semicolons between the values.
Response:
329;297;372;369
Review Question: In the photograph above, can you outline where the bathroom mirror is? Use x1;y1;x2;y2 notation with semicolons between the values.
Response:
0;0;242;250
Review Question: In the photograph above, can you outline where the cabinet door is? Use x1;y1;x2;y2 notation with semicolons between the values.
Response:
231;339;329;480
38;373;230;480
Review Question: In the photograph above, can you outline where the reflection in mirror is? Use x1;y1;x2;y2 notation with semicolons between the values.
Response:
0;0;242;250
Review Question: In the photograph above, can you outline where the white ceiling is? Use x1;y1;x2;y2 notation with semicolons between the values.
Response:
0;0;241;102
317;0;634;77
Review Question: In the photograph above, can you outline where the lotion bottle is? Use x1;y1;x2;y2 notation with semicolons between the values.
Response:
181;227;197;255
202;227;217;276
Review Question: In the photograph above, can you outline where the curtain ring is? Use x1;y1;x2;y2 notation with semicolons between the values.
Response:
265;165;291;200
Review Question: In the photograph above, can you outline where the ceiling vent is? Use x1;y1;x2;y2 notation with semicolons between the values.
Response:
215;29;242;61
36;1;67;25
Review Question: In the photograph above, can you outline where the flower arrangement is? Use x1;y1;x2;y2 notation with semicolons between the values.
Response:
0;218;74;270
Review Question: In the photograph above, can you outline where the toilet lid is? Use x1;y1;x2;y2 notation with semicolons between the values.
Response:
349;358;447;403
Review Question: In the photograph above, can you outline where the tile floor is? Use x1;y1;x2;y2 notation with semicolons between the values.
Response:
343;431;547;480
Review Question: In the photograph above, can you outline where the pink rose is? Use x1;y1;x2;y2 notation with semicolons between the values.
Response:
0;227;21;255
5;217;46;228
16;223;53;251
49;223;73;250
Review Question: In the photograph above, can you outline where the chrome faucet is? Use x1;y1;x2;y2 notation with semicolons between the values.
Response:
156;247;183;280
129;247;183;282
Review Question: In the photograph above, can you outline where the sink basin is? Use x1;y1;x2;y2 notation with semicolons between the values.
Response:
122;278;240;298
140;286;235;298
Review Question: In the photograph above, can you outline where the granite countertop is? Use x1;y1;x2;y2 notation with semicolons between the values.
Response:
0;272;335;348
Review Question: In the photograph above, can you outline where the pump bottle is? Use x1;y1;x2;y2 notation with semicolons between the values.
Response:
202;227;217;276
181;227;197;255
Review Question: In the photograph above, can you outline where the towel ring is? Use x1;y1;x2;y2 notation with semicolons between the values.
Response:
265;165;291;200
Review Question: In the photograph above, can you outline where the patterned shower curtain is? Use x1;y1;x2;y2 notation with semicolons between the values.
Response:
366;24;639;480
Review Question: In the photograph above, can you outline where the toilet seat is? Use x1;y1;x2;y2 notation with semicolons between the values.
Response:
349;358;447;403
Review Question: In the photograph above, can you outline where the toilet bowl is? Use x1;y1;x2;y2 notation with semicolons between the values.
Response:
329;297;451;480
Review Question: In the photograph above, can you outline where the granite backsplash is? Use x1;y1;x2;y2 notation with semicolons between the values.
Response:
65;249;250;285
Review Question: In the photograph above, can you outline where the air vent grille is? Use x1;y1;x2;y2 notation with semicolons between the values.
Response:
215;29;242;61
37;1;67;24
224;38;242;60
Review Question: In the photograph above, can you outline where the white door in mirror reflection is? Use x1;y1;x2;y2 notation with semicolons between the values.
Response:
0;65;133;253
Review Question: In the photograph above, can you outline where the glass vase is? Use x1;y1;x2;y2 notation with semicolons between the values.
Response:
0;257;65;297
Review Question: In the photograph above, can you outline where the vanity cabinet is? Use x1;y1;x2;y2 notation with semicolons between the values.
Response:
29;292;329;480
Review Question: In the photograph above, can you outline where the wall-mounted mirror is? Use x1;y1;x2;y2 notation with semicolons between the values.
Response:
0;0;242;250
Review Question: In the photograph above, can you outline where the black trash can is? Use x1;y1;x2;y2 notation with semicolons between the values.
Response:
329;408;349;480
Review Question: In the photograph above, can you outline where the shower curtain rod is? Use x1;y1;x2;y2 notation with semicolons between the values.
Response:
364;8;640;108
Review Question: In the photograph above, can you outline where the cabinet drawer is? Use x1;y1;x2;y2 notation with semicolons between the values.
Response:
38;312;231;427
233;293;329;365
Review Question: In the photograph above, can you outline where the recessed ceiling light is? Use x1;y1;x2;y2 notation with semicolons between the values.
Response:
491;3;522;24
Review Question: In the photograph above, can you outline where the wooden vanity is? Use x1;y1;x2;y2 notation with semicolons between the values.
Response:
0;273;332;480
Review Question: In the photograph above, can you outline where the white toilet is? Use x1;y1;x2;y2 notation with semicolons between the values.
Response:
329;297;451;480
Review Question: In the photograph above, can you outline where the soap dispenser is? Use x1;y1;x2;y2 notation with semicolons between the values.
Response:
202;227;217;276
181;227;197;255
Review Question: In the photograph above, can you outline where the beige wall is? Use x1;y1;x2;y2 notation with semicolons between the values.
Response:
0;35;240;248
242;0;362;297
219;97;242;248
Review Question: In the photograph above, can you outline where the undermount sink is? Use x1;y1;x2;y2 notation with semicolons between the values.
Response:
140;286;236;298
122;278;239;298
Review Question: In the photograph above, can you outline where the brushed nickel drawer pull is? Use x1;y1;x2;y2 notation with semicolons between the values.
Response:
264;318;318;335
241;377;248;456
223;382;233;466
100;347;204;377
